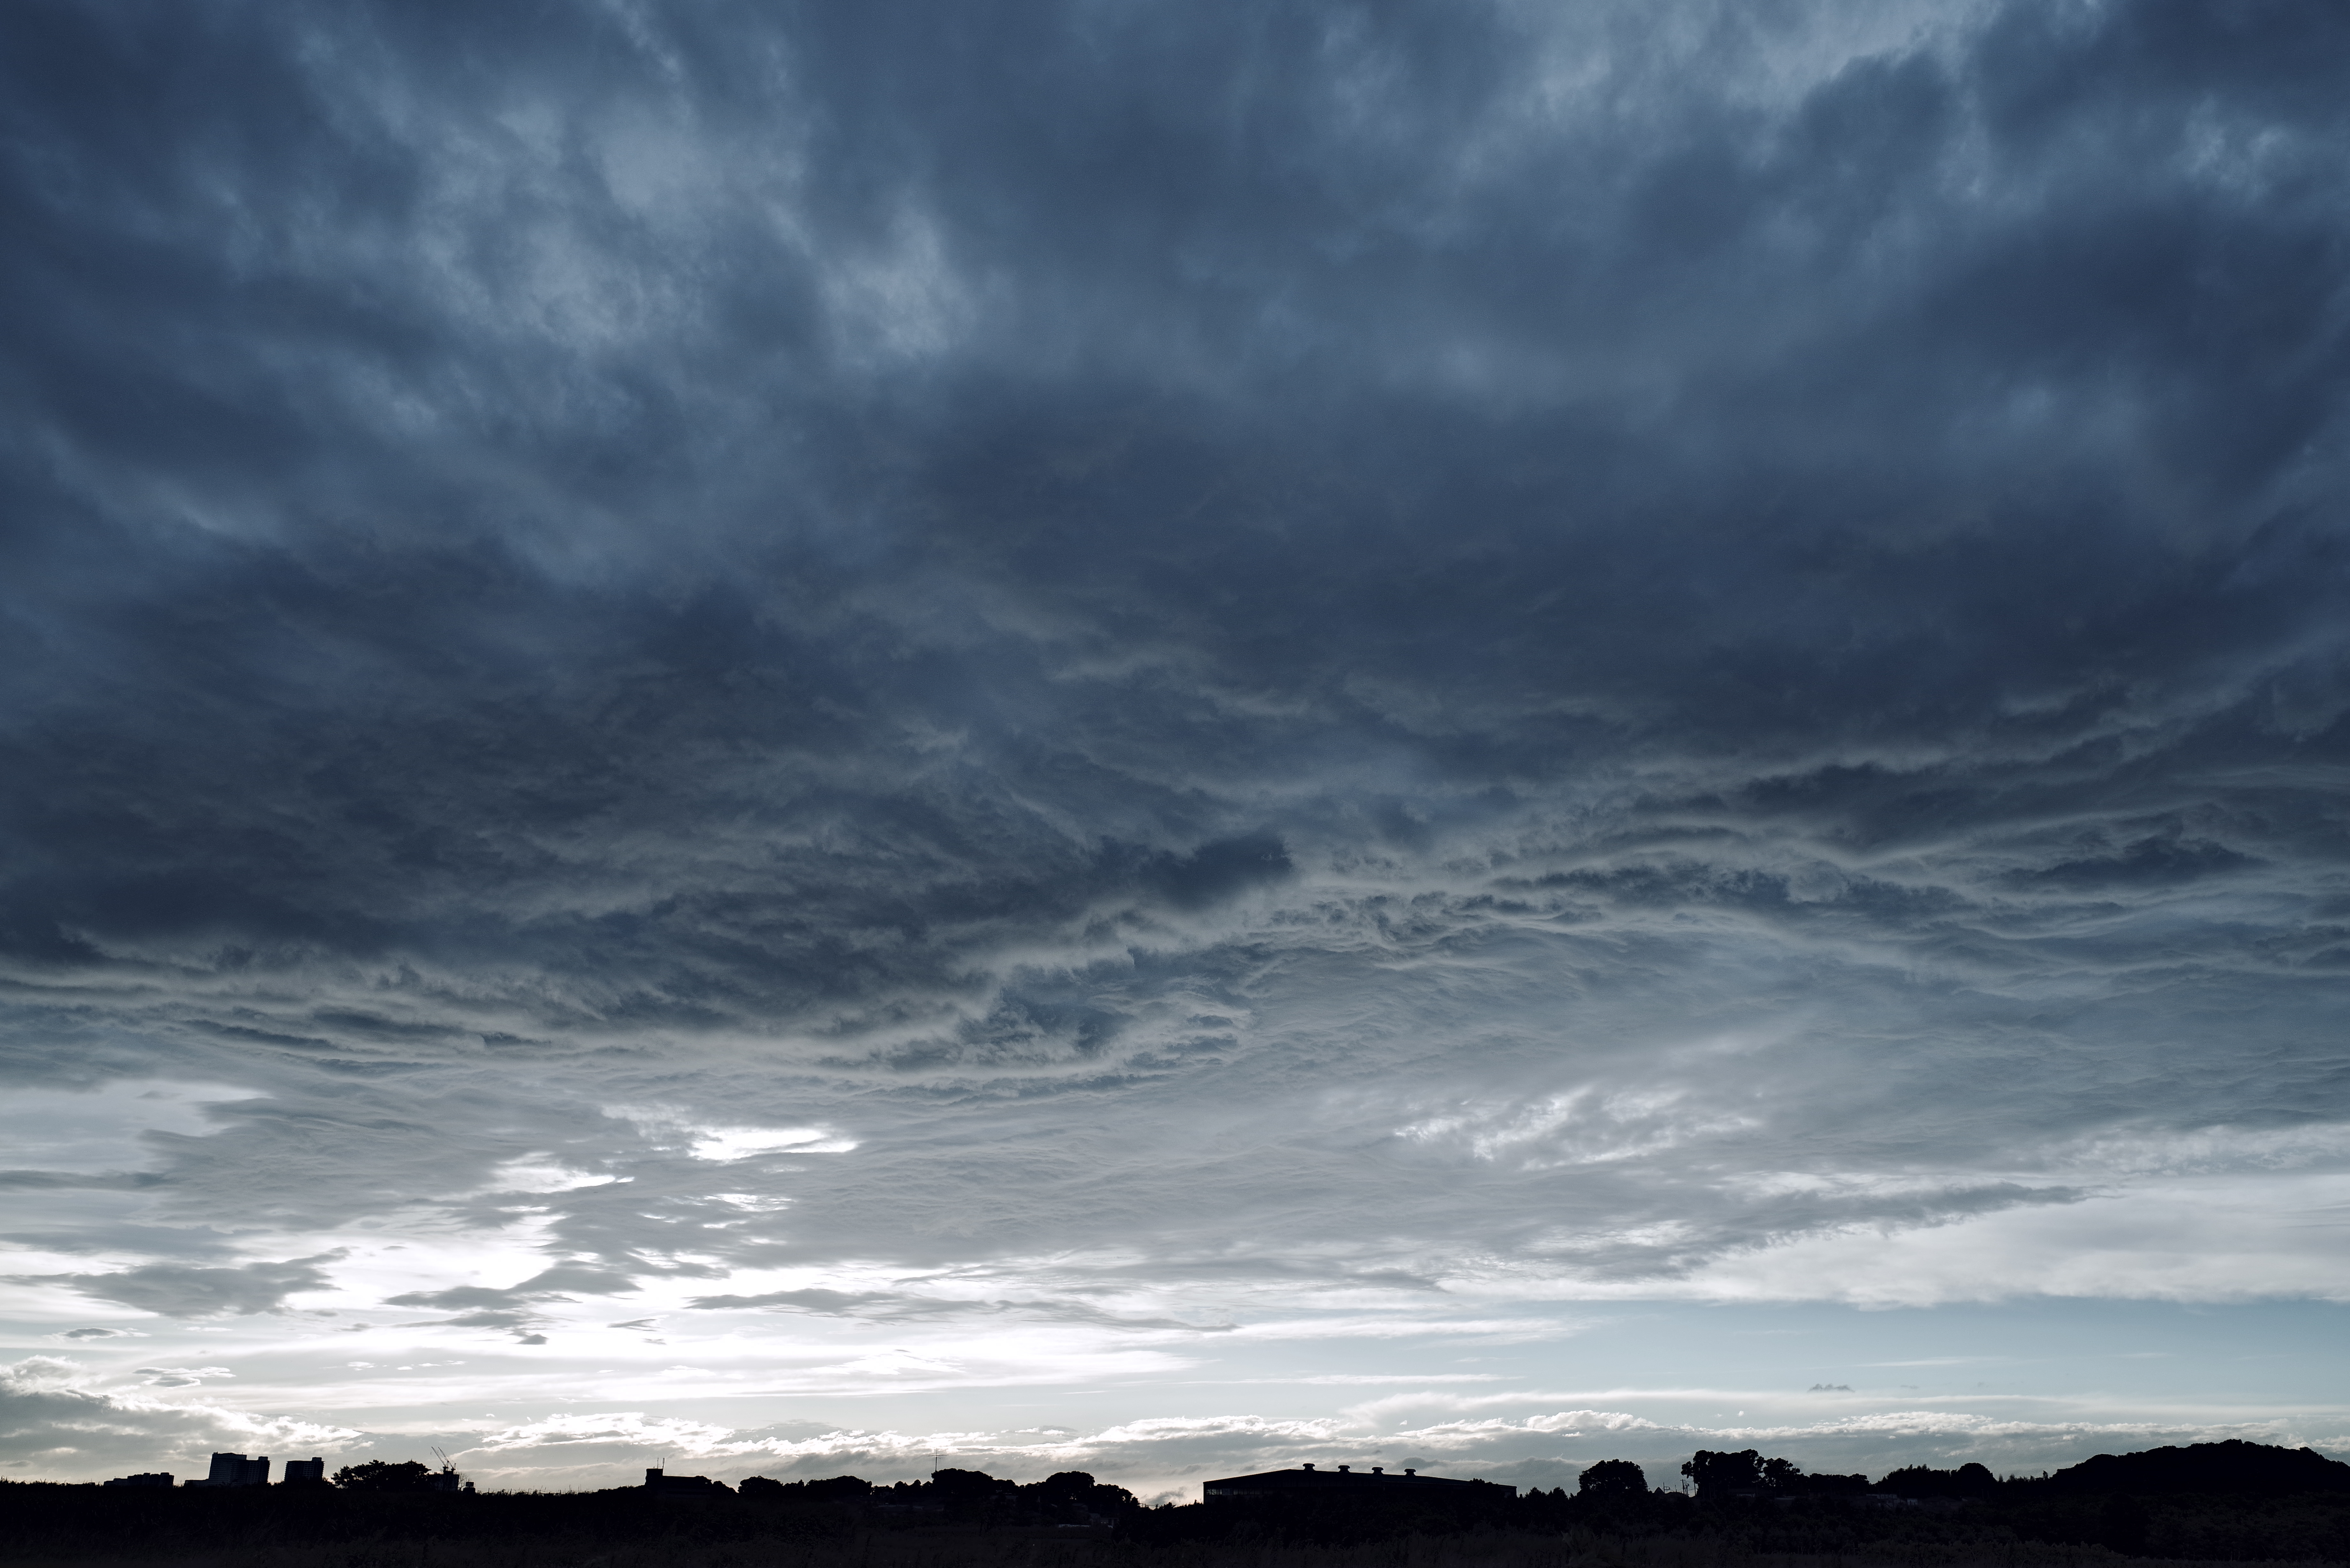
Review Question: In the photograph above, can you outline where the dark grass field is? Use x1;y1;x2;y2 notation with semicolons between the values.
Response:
2;1509;2345;1568
0;1530;2337;1568
5;1473;2346;1568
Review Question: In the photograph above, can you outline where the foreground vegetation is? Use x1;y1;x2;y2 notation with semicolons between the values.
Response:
4;1489;2346;1568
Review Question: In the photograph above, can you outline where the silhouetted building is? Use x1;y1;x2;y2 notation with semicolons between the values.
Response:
644;1468;728;1499
103;1473;174;1488
282;1458;326;1485
186;1453;270;1488
1202;1464;1512;1502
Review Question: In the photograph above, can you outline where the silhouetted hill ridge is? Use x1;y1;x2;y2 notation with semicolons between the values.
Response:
2041;1440;2350;1497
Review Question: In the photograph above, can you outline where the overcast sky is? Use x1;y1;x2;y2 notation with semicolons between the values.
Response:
4;0;2348;1498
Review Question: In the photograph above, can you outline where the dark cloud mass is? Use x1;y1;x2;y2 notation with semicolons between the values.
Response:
1;0;2348;1485
27;1254;345;1317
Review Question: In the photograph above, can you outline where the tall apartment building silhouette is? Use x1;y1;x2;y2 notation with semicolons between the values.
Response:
186;1452;270;1487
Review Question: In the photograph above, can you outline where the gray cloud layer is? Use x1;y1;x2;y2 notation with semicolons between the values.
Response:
1;0;2347;1335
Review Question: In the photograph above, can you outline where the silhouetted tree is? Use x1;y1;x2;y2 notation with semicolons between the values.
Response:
1879;1462;1999;1498
1754;1456;1870;1496
1024;1470;1138;1523
737;1473;872;1504
803;1475;872;1501
331;1460;436;1492
1682;1450;1763;1498
1578;1459;1649;1500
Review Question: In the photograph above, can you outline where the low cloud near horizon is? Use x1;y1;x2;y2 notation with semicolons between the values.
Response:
3;0;2347;1491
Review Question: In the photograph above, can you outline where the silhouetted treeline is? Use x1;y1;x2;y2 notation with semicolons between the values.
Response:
7;1442;2349;1564
0;1466;1137;1563
1129;1442;2350;1560
0;1481;846;1563
333;1459;458;1493
1671;1441;2348;1503
739;1467;1140;1529
1127;1442;2350;1559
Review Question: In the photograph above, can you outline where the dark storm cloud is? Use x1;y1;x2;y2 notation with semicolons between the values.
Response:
23;1253;347;1317
0;0;2346;1307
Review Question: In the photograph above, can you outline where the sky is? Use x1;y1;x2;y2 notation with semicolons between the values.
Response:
3;0;2348;1501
